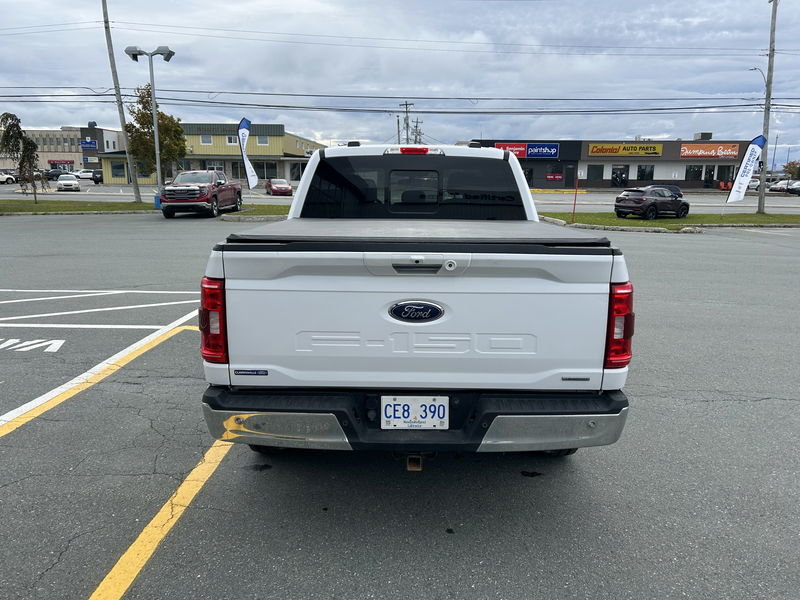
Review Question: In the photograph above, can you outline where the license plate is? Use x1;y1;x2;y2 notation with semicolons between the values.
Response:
380;396;449;430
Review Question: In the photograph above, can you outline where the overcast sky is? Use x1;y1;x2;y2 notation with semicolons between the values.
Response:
2;0;798;164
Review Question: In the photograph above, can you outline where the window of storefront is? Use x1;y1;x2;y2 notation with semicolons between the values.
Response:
249;160;277;179
586;165;604;181
685;165;703;181
717;165;734;181
290;162;306;181
545;163;564;182
137;162;152;177
204;161;225;172
176;159;192;171
637;165;654;181
111;161;126;178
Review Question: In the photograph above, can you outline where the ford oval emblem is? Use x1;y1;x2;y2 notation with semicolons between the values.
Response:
389;301;444;323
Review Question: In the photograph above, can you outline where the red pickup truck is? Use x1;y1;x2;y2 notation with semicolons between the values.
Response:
160;170;242;219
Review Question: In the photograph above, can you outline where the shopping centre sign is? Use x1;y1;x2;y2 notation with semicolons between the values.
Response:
588;143;663;156
495;142;560;159
679;144;740;159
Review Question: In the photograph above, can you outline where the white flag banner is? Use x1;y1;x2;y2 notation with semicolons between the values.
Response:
237;118;259;190
726;135;766;203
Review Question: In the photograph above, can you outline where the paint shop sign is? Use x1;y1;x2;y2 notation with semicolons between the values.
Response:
495;143;560;159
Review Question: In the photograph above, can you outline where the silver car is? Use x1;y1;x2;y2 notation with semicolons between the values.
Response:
56;174;80;192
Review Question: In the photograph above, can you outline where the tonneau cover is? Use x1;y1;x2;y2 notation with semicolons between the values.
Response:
223;219;612;247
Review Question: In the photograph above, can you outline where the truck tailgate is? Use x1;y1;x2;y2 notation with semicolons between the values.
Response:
216;220;620;390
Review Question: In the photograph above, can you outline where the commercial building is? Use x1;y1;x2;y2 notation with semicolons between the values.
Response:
98;122;325;186
474;133;749;189
0;123;120;173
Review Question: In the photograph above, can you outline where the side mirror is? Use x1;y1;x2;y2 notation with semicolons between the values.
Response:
164;179;173;186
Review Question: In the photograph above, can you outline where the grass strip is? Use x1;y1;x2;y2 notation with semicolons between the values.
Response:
540;212;800;231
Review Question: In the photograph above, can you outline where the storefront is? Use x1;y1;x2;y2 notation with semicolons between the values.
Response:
472;136;747;189
475;140;581;189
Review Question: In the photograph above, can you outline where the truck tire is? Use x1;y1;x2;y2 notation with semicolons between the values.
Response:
233;193;242;212
208;198;219;218
162;210;174;219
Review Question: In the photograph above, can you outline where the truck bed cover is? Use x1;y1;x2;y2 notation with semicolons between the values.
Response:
221;219;614;252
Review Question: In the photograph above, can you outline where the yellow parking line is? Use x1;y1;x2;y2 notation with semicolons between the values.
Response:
88;440;233;600
0;325;197;439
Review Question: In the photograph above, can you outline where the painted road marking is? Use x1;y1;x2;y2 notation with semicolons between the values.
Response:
0;291;126;305
0;299;198;322
0;324;162;330
741;228;792;236
0;310;197;437
88;440;232;600
0;338;65;352
0;289;199;294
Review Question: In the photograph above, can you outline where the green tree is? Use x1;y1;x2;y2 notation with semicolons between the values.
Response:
783;160;800;179
0;112;44;203
125;84;186;183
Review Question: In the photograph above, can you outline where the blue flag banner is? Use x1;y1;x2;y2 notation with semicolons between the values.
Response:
237;118;259;190
726;135;767;203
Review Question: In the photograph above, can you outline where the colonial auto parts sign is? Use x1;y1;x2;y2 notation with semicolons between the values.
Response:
680;144;740;159
588;143;663;156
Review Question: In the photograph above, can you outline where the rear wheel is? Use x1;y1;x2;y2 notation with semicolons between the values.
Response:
677;204;689;218
615;211;626;218
643;205;657;220
208;198;219;218
232;192;242;212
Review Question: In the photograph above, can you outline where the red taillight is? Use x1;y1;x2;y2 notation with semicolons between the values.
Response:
400;147;429;154
200;276;228;363
604;282;634;369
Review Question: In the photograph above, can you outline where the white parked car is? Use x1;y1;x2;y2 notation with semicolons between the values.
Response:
72;169;95;179
747;179;760;190
56;174;80;191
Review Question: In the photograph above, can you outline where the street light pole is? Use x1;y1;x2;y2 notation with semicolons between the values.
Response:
145;53;163;190
125;45;175;191
756;0;779;214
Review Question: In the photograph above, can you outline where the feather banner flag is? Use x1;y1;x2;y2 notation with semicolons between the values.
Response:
237;118;259;190
726;135;766;203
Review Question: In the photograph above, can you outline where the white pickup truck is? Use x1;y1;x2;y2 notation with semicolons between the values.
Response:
200;144;634;465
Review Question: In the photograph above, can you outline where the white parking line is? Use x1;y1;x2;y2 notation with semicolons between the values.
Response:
0;291;126;305
0;300;198;322
0;324;162;330
0;289;199;294
741;229;792;236
0;310;197;429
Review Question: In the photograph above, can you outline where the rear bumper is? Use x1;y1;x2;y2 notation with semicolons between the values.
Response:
202;387;629;453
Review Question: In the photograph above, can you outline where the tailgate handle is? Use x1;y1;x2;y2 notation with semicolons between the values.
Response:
392;263;443;274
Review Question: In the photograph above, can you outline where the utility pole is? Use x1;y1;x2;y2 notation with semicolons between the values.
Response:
397;115;401;144
399;101;413;144
412;118;423;144
757;0;779;214
101;0;142;203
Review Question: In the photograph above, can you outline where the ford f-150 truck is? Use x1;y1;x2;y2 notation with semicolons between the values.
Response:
160;170;242;219
200;144;634;466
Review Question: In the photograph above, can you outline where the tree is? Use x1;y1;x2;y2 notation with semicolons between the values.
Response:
0;112;45;203
125;84;186;183
783;160;800;179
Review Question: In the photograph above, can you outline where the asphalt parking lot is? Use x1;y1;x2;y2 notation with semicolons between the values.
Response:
1;214;798;599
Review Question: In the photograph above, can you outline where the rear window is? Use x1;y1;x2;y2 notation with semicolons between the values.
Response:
620;190;645;197
300;155;526;220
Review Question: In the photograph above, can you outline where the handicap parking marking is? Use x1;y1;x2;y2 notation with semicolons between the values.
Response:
0;338;65;352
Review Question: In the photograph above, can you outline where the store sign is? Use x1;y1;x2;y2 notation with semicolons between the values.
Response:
588;143;663;156
49;159;74;164
80;140;98;150
527;143;559;158
494;143;527;157
546;173;563;181
494;142;560;159
680;144;739;159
